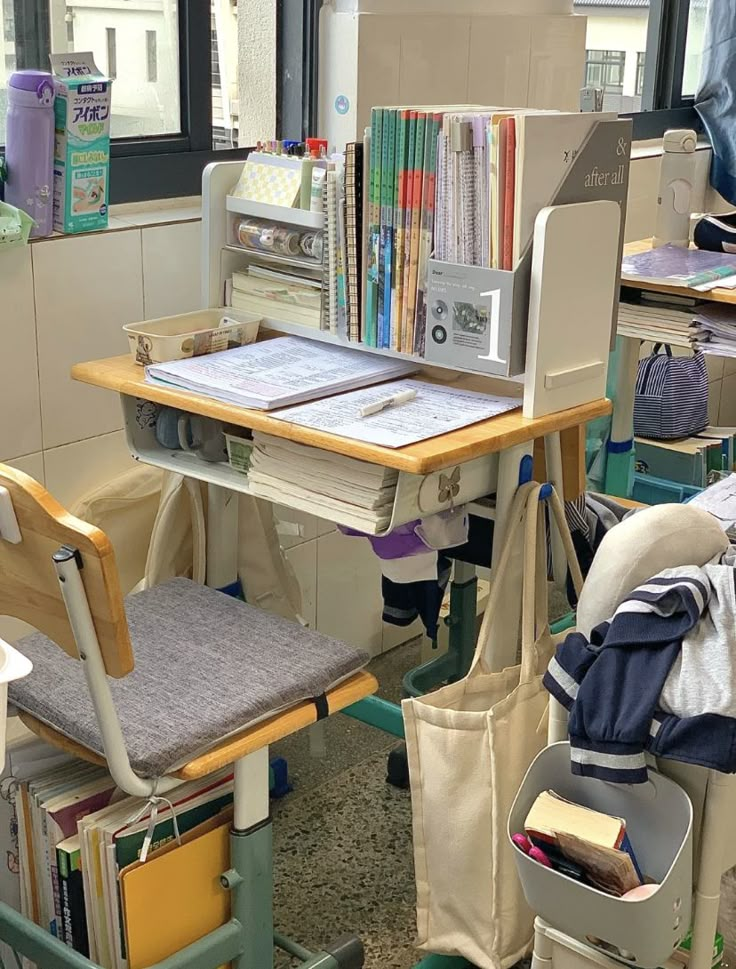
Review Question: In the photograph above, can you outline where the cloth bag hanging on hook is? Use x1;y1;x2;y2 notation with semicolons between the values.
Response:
403;482;584;969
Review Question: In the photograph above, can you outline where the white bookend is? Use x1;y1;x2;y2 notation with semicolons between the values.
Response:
523;200;620;419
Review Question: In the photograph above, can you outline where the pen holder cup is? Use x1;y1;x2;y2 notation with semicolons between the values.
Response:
508;742;693;969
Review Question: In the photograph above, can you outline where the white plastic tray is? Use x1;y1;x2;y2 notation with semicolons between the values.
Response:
124;308;260;364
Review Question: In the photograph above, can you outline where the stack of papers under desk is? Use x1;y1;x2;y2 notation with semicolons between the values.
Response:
248;433;399;534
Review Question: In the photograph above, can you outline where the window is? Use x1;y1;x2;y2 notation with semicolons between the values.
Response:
585;49;626;94
574;0;708;139
635;52;646;97
0;0;314;202
105;26;116;80
145;29;157;84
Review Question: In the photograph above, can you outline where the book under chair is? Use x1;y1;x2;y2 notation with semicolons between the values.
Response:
0;464;376;969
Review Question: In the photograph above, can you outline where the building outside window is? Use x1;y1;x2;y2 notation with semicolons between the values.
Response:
105;25;116;79
145;28;157;83
585;48;626;94
635;51;646;97
0;0;242;149
574;0;707;115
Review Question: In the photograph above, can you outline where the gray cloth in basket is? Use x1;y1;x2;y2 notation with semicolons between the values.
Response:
10;577;369;777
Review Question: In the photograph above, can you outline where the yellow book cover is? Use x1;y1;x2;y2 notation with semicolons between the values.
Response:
121;811;232;969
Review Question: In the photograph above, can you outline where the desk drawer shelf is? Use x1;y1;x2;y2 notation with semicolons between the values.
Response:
122;395;500;536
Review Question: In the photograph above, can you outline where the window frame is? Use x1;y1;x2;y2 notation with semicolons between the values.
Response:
3;0;318;203
622;0;704;141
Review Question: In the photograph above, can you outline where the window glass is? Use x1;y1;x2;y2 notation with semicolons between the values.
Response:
576;0;651;112
211;0;238;150
682;0;707;98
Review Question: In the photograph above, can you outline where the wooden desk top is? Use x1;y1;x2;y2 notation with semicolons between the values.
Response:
72;354;611;475
623;238;736;305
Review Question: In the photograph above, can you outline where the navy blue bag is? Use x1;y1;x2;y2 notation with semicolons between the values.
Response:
634;344;708;440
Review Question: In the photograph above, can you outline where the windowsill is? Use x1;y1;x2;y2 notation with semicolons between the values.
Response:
29;196;202;243
631;138;711;160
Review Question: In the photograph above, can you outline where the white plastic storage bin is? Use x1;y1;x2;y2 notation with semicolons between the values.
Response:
0;639;32;762
508;743;693;969
124;309;260;365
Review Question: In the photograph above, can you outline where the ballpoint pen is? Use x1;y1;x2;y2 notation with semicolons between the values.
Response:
359;388;417;418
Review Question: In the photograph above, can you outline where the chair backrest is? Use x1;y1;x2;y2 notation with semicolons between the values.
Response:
0;464;133;678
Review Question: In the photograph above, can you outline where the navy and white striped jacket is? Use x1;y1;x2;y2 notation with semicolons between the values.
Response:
543;567;736;783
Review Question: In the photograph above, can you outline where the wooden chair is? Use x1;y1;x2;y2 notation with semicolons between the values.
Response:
0;463;377;969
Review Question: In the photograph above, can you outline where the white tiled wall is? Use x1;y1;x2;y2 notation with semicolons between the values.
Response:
0;214;404;656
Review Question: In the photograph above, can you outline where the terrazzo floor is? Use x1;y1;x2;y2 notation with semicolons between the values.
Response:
271;638;421;969
269;586;571;969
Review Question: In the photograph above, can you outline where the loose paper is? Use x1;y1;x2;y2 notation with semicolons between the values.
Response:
270;378;520;448
688;473;736;533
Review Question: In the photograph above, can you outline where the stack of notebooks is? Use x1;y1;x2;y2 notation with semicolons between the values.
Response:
146;336;415;410
635;426;736;489
690;305;736;357
364;106;618;354
3;734;234;969
230;265;323;329
230;143;365;342
248;433;399;533
617;293;701;348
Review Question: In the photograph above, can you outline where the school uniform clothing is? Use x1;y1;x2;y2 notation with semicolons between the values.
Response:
544;565;736;783
339;513;465;641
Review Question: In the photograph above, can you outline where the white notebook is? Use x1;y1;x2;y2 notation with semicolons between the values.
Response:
146;335;416;410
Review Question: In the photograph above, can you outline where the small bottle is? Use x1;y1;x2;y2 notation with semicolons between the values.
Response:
310;167;327;214
4;70;55;238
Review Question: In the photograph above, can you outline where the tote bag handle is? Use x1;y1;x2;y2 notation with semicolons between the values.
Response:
471;482;584;678
469;482;538;676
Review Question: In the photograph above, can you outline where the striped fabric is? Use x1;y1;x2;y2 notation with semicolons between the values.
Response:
543;568;711;783
633;345;708;440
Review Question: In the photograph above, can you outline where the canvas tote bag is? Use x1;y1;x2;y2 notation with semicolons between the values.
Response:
403;481;584;969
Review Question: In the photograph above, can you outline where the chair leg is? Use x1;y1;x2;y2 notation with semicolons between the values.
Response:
689;771;734;969
222;748;273;969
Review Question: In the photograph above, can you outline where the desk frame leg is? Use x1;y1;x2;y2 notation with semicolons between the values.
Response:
206;483;240;590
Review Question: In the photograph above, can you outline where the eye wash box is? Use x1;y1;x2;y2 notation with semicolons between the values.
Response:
50;53;112;234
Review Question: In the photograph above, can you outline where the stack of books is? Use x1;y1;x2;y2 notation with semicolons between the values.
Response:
248;432;399;533
230;265;323;329
635;426;736;490
690;305;736;358
617;294;700;348
364;106;619;354
2;734;234;969
521;790;642;896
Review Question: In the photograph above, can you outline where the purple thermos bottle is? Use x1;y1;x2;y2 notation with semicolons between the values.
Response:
4;70;55;238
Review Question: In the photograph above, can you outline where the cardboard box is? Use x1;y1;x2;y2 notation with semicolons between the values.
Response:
50;52;112;234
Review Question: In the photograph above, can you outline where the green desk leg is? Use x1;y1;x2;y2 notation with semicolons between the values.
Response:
412;955;473;969
605;445;635;498
343;696;405;738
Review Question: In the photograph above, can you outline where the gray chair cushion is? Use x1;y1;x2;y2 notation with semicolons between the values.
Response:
10;577;369;777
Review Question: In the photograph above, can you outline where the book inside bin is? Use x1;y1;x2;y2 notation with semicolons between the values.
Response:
508;743;693;969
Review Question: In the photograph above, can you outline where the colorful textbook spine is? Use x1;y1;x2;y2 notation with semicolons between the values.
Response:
414;112;442;356
365;108;383;347
379;108;397;348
